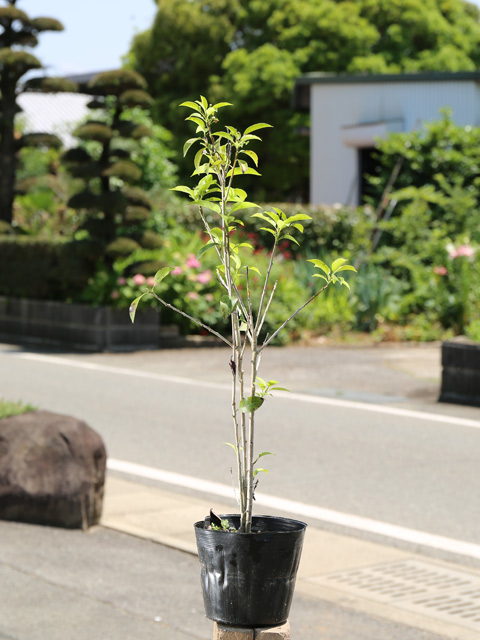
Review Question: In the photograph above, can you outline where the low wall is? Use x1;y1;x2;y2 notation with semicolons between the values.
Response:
439;338;480;407
0;297;159;351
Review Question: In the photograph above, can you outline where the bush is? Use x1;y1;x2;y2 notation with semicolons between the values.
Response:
362;111;480;338
0;235;102;300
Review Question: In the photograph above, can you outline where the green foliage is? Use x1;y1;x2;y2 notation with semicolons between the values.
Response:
0;398;36;419
0;235;102;300
18;133;62;149
363;111;480;336
128;0;480;200
0;49;41;76
14;146;82;238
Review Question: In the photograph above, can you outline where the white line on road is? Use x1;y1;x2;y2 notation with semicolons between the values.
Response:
108;458;480;562
15;351;480;430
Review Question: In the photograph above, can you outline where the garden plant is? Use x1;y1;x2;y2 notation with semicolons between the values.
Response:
130;97;356;534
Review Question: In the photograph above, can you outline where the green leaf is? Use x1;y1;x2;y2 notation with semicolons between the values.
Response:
253;468;268;477
212;101;233;109
225;442;239;454
200;95;208;110
308;259;330;275
257;451;275;459
240;149;259;166
312;274;328;282
171;185;194;196
335;264;357;273
193;199;221;214
129;293;147;323
183;137;200;156
331;258;348;272
226;166;261;178
240;396;264;413
179;101;202;112
282;234;299;246
286;213;312;223
197;242;220;259
243;123;273;135
220;295;237;320
245;266;261;275
260;227;276;236
230;201;260;213
186;115;206;130
154;267;175;287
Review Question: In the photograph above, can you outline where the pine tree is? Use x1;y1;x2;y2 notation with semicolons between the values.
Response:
0;0;75;224
63;69;161;262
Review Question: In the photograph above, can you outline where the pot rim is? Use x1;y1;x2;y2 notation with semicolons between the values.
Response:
194;513;307;533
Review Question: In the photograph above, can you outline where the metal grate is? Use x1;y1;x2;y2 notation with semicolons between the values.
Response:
311;559;480;633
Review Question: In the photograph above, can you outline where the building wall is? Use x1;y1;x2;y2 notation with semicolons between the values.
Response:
310;80;480;205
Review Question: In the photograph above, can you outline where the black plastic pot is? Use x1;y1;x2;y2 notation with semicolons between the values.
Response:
194;514;307;627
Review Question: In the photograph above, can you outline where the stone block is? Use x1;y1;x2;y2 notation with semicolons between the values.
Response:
213;621;290;640
256;621;290;639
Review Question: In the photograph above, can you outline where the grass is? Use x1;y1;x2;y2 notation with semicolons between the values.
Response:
0;399;37;419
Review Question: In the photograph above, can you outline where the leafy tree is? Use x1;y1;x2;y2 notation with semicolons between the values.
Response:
0;0;75;225
127;0;480;201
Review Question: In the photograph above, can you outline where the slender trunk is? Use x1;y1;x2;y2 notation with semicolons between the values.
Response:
0;78;17;224
244;335;258;533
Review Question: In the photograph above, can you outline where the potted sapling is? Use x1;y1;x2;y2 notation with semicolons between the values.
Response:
130;97;356;628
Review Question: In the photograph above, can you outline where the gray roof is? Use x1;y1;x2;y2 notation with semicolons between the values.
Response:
293;70;480;111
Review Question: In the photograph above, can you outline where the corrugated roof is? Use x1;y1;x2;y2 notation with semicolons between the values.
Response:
16;92;91;147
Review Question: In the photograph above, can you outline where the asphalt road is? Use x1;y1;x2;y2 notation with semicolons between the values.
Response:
1;342;480;557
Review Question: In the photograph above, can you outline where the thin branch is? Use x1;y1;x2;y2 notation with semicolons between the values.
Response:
259;283;330;351
257;279;278;335
198;205;224;267
255;237;278;332
149;291;233;348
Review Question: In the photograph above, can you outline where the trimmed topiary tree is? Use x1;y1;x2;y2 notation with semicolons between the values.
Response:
0;0;75;224
62;69;160;261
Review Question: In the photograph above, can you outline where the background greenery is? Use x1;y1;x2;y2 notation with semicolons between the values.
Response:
0;0;479;344
126;0;480;201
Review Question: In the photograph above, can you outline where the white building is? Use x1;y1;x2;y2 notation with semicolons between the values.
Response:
293;71;480;206
17;92;91;147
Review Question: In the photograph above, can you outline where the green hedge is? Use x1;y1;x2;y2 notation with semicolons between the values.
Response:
0;235;102;300
174;201;374;259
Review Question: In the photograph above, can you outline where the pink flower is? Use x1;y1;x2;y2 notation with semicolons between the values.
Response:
196;269;213;284
433;266;448;276
186;291;199;300
447;243;474;259
171;267;183;275
117;277;127;286
111;290;120;299
455;244;474;258
205;293;214;302
186;254;201;269
132;274;146;285
146;277;155;287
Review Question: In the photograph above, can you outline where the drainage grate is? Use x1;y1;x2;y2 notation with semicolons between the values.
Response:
311;559;480;633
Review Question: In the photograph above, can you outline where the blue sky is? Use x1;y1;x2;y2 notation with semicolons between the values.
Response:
20;0;157;76
17;0;480;77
